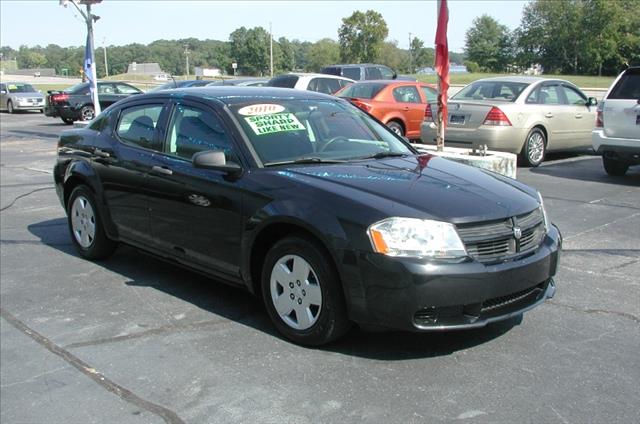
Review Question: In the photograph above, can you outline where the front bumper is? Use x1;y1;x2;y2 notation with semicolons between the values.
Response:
343;224;561;331
13;101;44;111
420;121;528;154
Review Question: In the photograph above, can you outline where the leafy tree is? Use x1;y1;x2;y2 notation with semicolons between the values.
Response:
338;10;389;63
277;37;295;72
464;15;512;72
378;40;408;73
229;26;270;76
306;38;340;72
410;37;434;72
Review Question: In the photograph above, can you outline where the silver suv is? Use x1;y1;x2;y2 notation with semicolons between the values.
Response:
592;67;640;176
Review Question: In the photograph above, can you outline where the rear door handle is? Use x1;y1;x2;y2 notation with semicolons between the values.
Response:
545;113;554;118
151;165;173;175
403;107;410;111
94;148;111;158
575;113;583;119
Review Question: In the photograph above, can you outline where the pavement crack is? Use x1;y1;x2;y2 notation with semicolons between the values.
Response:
0;186;54;212
0;307;186;424
544;195;640;211
564;212;640;241
0;164;54;175
547;300;640;324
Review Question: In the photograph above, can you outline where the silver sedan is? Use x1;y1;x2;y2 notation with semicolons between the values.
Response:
0;81;45;113
421;76;598;166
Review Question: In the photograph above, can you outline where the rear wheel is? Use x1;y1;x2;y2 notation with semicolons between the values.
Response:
61;117;74;125
386;120;404;136
80;105;95;121
521;128;546;167
261;236;351;346
603;156;629;176
7;100;14;114
67;185;117;260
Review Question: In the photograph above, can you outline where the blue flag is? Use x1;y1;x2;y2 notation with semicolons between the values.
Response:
83;32;100;116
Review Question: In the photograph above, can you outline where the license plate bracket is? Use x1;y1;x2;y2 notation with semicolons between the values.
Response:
450;114;465;125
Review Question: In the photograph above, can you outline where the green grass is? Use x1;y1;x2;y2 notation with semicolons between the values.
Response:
414;72;615;89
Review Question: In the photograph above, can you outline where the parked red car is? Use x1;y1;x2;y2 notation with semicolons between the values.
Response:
336;80;437;139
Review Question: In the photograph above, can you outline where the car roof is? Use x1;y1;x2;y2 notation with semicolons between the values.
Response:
283;72;354;80
471;76;569;84
146;86;341;106
324;64;386;67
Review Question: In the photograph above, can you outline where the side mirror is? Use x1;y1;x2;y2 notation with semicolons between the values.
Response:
392;72;398;80
587;97;598;107
192;150;241;176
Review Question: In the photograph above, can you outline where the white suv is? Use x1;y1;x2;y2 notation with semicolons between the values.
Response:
592;67;640;176
267;73;354;95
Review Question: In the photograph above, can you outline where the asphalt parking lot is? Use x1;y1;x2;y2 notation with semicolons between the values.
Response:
1;111;639;424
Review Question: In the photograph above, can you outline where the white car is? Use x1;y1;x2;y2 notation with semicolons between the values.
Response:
266;73;354;95
592;67;640;176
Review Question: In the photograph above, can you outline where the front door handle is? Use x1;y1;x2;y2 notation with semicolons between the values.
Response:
545;113;554;118
151;165;173;175
575;113;583;119
403;107;410;111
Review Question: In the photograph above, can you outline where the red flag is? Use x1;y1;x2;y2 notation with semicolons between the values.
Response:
434;0;449;130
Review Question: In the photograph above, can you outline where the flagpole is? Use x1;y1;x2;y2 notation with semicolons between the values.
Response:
85;3;100;116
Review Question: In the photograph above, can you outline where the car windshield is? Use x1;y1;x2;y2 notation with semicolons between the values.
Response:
337;82;387;99
7;83;37;93
453;81;529;102
229;99;412;166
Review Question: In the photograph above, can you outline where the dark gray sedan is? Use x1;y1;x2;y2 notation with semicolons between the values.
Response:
0;81;45;113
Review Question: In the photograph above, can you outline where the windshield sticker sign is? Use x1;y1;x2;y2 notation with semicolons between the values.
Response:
238;104;286;116
245;113;306;135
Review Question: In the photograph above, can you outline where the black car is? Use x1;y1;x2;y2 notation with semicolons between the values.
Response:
147;79;212;92
53;87;561;346
45;81;143;124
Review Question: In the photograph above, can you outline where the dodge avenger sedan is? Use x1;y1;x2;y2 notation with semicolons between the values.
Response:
54;87;561;346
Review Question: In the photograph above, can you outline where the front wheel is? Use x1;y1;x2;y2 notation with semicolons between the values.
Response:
261;236;351;346
603;156;629;176
7;100;14;114
67;186;117;259
521;128;546;167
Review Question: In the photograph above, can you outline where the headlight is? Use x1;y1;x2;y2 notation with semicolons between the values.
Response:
537;191;550;233
368;217;467;258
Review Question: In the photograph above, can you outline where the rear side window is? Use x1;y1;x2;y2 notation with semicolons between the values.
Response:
308;78;343;94
420;86;437;102
337;82;387;99
342;67;361;80
608;69;640;100
116;104;163;150
116;83;141;94
392;86;421;103
454;81;528;102
268;75;299;88
320;67;341;76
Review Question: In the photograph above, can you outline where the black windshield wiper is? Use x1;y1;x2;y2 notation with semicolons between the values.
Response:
357;152;408;160
264;157;349;167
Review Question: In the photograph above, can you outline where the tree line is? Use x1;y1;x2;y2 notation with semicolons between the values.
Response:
465;0;639;75
0;9;460;78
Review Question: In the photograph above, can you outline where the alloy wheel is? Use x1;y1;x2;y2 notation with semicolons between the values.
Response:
527;132;545;165
269;254;322;330
70;195;96;248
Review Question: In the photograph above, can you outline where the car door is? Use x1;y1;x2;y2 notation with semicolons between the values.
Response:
535;83;573;149
391;85;424;136
114;83;143;104
560;84;596;148
145;100;244;277
93;101;168;243
96;83;122;110
0;83;6;109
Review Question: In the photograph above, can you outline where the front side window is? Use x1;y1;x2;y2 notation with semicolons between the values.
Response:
98;84;115;94
166;105;234;161
337;82;387;99
115;104;163;150
392;86;421;103
230;99;412;165
562;85;587;105
365;67;383;80
379;66;395;79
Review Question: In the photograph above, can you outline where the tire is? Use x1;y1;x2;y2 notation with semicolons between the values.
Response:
7;100;14;114
67;185;117;260
387;120;404;136
261;236;351;346
79;105;95;121
603;156;629;176
39;109;44;113
61;117;75;125
521;127;546;167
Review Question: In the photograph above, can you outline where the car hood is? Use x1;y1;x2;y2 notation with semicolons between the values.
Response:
272;155;539;224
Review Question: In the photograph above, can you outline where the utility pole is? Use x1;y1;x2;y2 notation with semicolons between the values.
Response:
269;22;273;77
184;45;190;78
103;36;109;77
59;0;101;116
408;32;413;74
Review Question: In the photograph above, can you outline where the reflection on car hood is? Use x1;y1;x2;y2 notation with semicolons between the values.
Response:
9;92;44;99
274;155;539;223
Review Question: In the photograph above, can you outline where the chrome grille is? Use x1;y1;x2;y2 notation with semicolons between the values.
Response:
457;208;545;262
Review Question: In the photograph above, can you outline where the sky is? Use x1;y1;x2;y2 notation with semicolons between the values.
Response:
0;0;529;52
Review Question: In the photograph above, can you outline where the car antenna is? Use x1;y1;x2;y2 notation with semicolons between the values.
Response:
169;74;177;88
